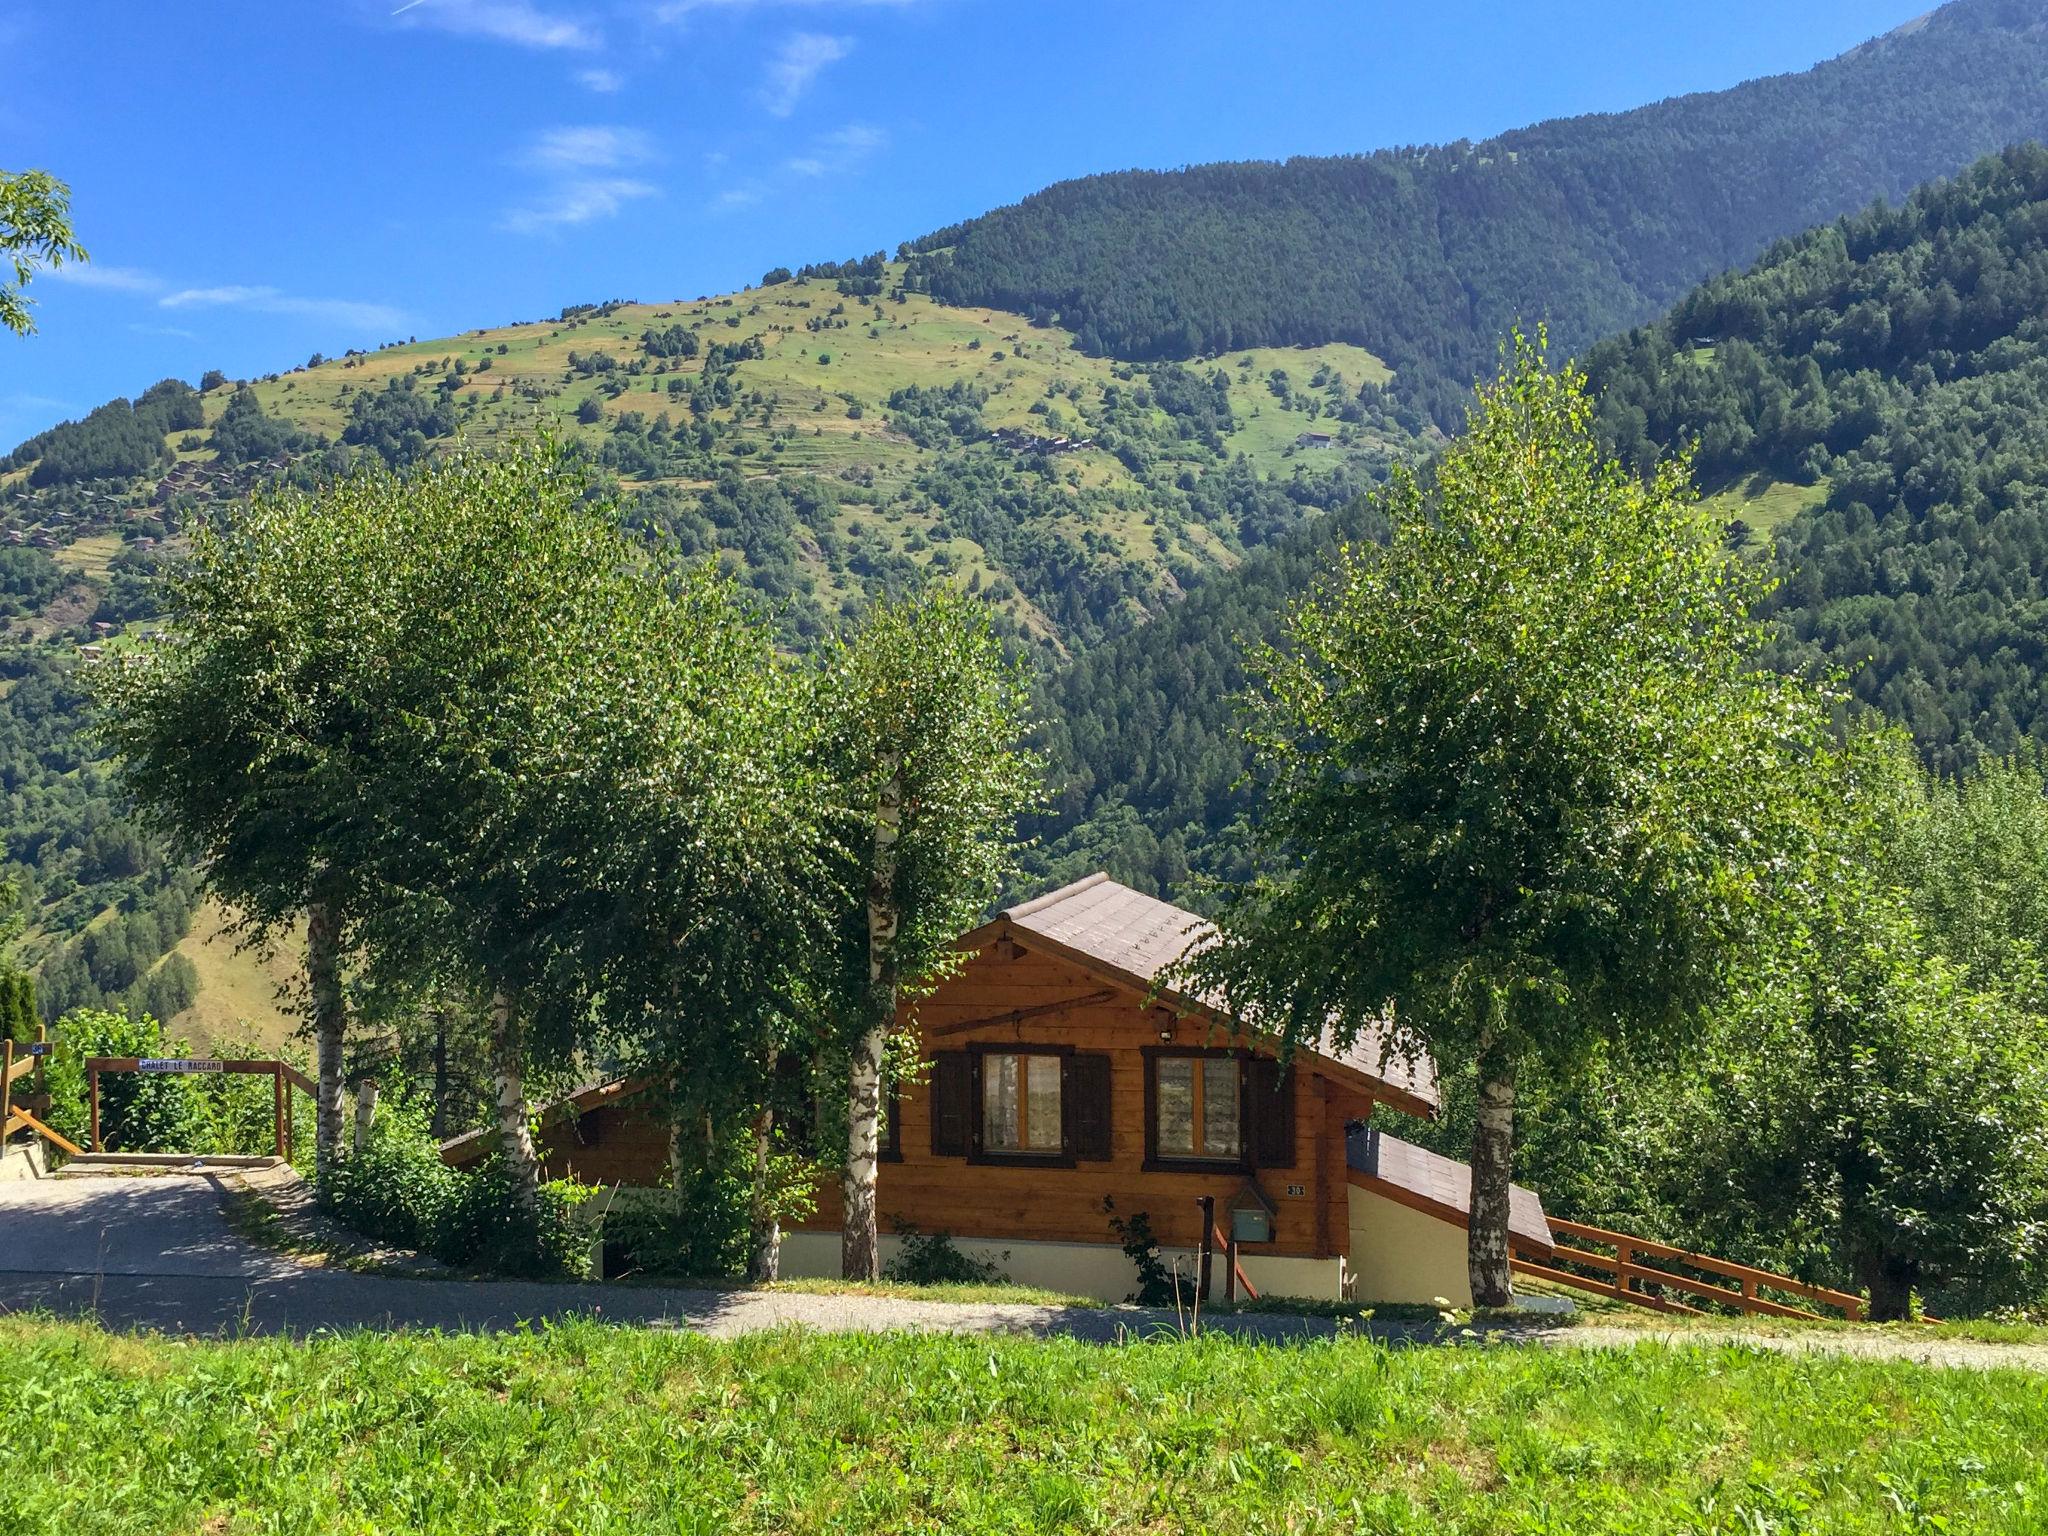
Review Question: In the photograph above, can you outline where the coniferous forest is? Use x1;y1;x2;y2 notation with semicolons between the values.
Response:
907;0;2048;428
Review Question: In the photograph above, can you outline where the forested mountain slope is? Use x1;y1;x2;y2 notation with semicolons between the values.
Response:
907;0;2048;429
1029;146;2048;898
1587;142;2048;773
0;276;1407;1028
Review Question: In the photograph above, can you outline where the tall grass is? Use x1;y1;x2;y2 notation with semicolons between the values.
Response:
4;1316;2043;1533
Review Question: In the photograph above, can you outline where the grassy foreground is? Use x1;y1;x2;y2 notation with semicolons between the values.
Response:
5;1318;2045;1534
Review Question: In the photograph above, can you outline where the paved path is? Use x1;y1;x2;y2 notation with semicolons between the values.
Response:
3;1172;2044;1371
0;1170;1316;1342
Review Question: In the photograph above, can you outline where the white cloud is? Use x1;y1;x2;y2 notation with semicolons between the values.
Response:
760;31;849;116
390;0;600;50
160;286;407;333
502;177;657;233
43;263;165;294
502;125;659;234
575;66;623;92
520;124;653;172
782;120;887;177
129;323;199;340
710;183;766;213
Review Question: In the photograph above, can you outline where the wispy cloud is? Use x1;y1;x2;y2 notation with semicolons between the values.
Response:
760;31;848;116
44;263;165;294
391;0;599;50
710;182;767;213
784;119;886;176
160;286;407;333
129;322;199;340
575;65;623;92
503;125;659;234
520;124;653;172
504;178;657;233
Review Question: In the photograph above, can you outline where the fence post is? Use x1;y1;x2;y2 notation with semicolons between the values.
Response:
272;1064;286;1160
88;1066;101;1152
1195;1195;1215;1303
1224;1232;1238;1304
2;1037;14;1139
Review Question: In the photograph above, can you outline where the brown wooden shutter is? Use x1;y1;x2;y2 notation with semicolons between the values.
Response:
1249;1057;1296;1169
930;1052;971;1158
1064;1053;1112;1161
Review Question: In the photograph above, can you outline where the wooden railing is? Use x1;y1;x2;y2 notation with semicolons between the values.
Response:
85;1056;315;1160
2;1031;80;1157
1514;1217;1868;1322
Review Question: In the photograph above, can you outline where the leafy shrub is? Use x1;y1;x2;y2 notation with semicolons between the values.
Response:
884;1224;1009;1286
430;1159;596;1279
317;1087;459;1249
317;1087;594;1279
45;1009;202;1152
1104;1198;1192;1307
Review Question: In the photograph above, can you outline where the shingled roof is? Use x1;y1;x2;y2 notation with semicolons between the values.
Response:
992;872;1440;1116
1348;1125;1554;1254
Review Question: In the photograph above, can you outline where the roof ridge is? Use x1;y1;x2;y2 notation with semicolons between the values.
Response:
1003;869;1113;920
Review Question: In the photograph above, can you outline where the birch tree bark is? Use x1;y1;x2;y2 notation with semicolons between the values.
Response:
305;884;346;1182
842;754;902;1281
489;989;540;1216
1466;1026;1517;1308
746;1098;781;1282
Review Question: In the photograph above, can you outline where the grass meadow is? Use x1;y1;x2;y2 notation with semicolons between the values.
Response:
4;1314;2042;1534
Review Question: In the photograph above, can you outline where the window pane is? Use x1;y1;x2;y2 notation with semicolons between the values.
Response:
984;1054;1019;1152
1155;1058;1194;1156
1026;1055;1062;1151
1203;1057;1240;1159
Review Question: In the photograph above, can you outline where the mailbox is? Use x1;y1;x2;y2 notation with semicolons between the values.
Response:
1230;1205;1272;1244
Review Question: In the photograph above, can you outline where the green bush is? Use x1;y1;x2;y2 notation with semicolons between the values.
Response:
317;1087;594;1279
317;1087;459;1249
884;1225;1009;1286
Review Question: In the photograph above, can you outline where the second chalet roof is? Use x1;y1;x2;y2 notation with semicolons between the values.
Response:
997;872;1440;1114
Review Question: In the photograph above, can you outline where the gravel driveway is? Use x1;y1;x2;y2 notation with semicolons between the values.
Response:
4;1168;2043;1371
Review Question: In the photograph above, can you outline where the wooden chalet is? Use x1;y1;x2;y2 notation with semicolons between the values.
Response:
446;873;1552;1304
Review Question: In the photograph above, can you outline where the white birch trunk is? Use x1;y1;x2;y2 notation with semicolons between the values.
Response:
305;891;346;1182
843;755;902;1281
1466;1033;1517;1309
747;1098;780;1283
489;989;540;1216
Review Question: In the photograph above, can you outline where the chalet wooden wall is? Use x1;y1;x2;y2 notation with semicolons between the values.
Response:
521;939;1380;1260
797;940;1374;1259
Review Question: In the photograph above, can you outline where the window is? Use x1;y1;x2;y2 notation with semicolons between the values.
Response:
980;1051;1063;1155
931;1049;1110;1163
1151;1053;1241;1163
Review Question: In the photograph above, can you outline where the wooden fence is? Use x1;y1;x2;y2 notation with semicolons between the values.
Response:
84;1056;317;1160
1514;1217;1870;1321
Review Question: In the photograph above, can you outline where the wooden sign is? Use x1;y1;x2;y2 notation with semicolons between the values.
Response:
136;1058;225;1074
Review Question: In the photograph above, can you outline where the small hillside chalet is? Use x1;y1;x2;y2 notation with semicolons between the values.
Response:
446;874;1552;1304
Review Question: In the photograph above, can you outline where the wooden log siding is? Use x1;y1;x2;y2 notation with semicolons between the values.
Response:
787;940;1371;1259
503;931;1412;1262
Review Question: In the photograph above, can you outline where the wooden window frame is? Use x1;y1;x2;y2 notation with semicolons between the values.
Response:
1142;1045;1249;1174
967;1042;1076;1168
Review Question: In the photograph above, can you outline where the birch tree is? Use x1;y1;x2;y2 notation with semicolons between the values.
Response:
96;481;400;1178
815;588;1037;1280
1183;338;1829;1306
1;168;86;335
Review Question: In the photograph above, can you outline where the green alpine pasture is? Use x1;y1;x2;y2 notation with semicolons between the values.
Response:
4;1316;2043;1534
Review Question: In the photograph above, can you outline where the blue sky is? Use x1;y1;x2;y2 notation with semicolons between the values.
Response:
2;0;1931;446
